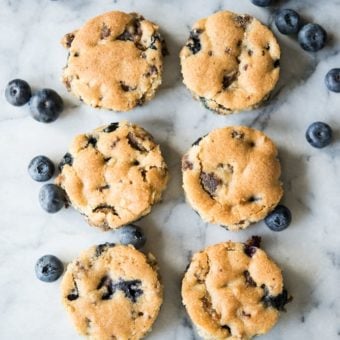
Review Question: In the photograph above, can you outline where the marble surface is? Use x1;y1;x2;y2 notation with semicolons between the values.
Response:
0;0;340;339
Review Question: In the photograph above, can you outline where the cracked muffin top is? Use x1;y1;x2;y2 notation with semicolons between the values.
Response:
61;243;162;339
61;11;167;111
55;121;168;230
182;126;283;230
182;237;291;340
180;11;280;114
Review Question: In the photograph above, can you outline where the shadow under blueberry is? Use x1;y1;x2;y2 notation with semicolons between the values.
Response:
275;260;315;328
328;126;340;152
278;146;310;226
271;36;317;105
49;95;82;123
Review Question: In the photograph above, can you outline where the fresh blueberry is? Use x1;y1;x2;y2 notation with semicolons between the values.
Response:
35;255;64;282
298;23;327;52
250;0;273;7
265;205;292;232
117;224;146;249
325;68;340;93
5;79;32;106
39;184;66;213
306;122;333;148
29;89;64;123
28;156;55;182
275;9;301;35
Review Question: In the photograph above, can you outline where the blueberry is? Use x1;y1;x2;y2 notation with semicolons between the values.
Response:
117;224;146;249
35;255;64;282
187;30;202;55
97;277;143;302
28;155;55;182
5;79;32;106
250;0;273;7
325;68;340;93
29;89;64;123
275;9;301;35
265;205;292;232
306;122;333;148
116;279;143;302
262;286;292;311
103;122;119;133
39;184;66;213
298;23;327;52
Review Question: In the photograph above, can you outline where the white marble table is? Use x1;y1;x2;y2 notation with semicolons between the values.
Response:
0;0;340;339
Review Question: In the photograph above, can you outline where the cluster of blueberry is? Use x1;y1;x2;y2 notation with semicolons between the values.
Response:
249;2;336;149
26;156;146;282
251;1;340;92
27;154;67;282
275;9;327;53
5;79;64;123
28;156;65;213
35;227;145;282
275;8;340;95
35;225;145;282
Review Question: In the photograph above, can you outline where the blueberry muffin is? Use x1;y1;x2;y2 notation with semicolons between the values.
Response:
182;237;292;339
61;243;163;339
56;121;168;230
61;11;167;111
182;126;283;230
180;11;280;114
